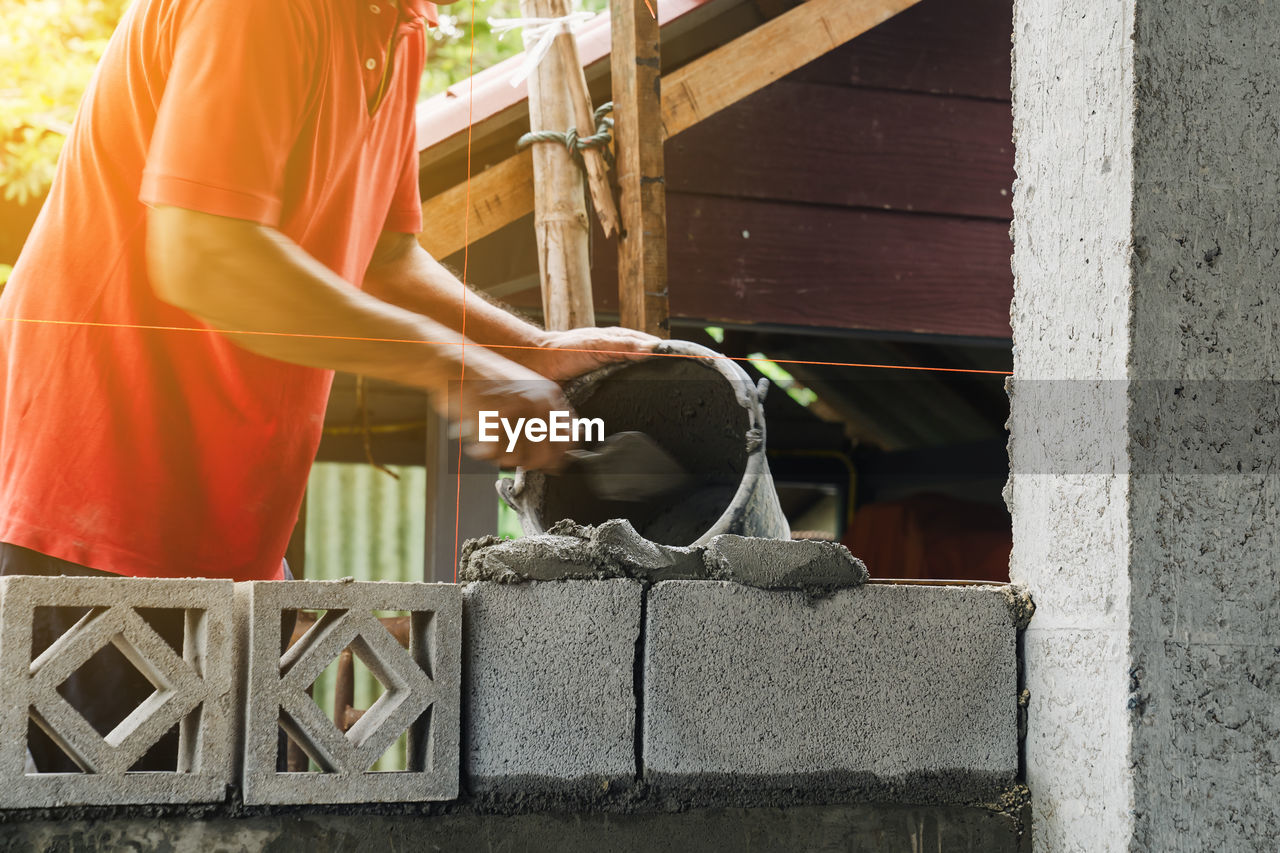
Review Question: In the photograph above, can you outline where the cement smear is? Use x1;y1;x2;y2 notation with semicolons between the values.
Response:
1002;586;1036;629
459;521;867;592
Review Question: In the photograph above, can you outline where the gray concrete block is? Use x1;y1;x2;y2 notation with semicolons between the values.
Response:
642;582;1018;804
463;580;641;800
238;580;460;805
0;575;236;807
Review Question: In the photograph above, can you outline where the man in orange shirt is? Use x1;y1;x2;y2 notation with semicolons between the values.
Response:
0;0;654;769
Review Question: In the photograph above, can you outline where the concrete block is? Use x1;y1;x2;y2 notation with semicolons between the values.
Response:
463;580;641;800
642;582;1018;804
238;580;460;805
0;575;236;807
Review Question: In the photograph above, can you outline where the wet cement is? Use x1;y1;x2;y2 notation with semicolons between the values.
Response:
459;520;868;592
1003;585;1037;629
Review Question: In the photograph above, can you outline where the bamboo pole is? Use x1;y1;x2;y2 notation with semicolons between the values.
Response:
555;32;620;237
521;0;595;331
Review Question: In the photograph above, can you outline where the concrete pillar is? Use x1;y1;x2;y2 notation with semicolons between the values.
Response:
1010;1;1280;850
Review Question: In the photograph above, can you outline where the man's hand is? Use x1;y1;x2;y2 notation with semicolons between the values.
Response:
515;326;662;382
447;328;658;469
356;234;661;466
447;347;576;471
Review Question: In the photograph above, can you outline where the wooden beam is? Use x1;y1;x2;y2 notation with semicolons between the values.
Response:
418;0;922;259
418;152;533;260
611;0;669;336
659;0;920;137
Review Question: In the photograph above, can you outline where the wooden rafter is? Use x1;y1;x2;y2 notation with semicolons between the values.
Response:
418;0;923;260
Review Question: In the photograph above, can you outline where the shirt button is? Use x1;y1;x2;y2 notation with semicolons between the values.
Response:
369;3;381;12
365;58;377;70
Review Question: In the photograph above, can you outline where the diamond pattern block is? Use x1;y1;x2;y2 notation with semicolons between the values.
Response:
0;575;235;807
238;580;460;805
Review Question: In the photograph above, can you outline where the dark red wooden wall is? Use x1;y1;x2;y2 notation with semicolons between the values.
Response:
661;0;1015;339
470;0;1015;340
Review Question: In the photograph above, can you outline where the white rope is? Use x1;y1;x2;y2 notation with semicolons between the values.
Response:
489;11;597;87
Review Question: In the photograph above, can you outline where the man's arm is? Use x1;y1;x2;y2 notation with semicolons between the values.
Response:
146;205;572;470
361;232;660;381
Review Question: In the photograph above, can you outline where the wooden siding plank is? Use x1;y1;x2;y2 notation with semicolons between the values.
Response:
496;194;1012;338
790;0;1013;100
662;195;1012;337
666;82;1013;219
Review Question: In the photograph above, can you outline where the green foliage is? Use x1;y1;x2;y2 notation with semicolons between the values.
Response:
0;0;132;204
422;0;609;98
0;0;610;205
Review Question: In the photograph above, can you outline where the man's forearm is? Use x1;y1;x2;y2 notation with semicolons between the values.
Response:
147;207;470;393
361;233;662;385
362;235;548;358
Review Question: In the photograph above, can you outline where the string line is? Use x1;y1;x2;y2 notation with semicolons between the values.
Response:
453;0;479;583
0;316;1011;376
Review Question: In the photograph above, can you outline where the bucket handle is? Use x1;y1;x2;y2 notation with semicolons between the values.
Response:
496;477;520;511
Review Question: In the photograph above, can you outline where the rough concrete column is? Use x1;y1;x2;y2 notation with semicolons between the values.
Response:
1010;1;1280;850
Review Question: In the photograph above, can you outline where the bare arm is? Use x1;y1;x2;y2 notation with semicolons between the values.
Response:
360;231;543;354
146;206;571;468
147;206;471;392
362;232;659;381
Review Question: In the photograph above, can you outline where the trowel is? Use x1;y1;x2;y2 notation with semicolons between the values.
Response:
564;431;692;503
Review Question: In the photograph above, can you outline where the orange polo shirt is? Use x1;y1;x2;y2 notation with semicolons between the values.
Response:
0;0;435;580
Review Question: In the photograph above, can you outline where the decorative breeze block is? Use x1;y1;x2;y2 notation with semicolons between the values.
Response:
238;580;460;805
0;575;236;807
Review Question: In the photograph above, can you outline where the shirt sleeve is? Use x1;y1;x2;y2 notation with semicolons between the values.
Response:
382;133;424;234
139;0;318;226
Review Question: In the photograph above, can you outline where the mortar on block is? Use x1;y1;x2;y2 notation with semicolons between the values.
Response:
497;340;791;546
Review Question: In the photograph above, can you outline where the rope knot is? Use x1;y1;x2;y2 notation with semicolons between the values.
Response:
516;102;615;170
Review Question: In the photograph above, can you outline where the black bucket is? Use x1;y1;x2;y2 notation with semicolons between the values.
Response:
496;340;791;546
